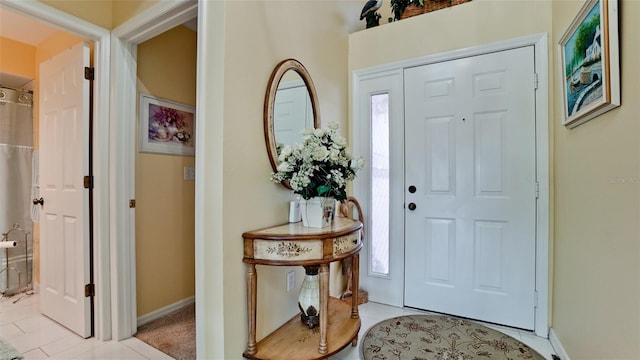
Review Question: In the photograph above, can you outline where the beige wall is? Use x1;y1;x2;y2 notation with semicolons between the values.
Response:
40;0;112;29
199;1;360;357
551;0;640;358
135;25;197;316
39;0;158;29
350;0;552;70
112;0;157;28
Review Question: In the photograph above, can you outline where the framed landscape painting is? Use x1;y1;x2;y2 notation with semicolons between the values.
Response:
559;0;620;128
139;93;196;156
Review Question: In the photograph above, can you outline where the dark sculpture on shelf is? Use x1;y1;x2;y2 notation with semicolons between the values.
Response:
360;0;383;28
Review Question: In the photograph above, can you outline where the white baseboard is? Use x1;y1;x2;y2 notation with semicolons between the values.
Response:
549;328;570;360
136;296;195;327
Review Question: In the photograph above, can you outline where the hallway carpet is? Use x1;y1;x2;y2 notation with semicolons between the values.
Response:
134;303;195;360
362;315;544;360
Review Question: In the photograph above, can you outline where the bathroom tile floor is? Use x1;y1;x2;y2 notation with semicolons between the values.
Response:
1;293;556;359
0;293;171;360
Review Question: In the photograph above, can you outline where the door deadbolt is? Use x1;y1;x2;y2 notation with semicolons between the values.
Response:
408;185;417;193
408;203;417;211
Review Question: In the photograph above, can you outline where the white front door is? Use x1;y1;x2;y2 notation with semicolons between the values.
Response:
39;41;92;338
404;46;537;330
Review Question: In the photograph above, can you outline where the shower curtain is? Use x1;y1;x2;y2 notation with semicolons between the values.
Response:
0;86;34;293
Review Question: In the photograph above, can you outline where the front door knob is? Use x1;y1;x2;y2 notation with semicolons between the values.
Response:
33;197;44;206
408;202;416;211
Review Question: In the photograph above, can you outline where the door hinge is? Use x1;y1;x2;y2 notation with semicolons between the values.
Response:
84;67;94;81
85;283;95;297
534;290;538;308
129;199;136;208
533;73;538;90
83;175;93;189
535;182;540;199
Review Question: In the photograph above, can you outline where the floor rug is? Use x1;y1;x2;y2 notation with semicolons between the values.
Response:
362;315;544;360
0;337;23;360
134;303;195;360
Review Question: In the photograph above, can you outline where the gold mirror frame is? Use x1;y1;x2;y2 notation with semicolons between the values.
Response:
264;59;320;188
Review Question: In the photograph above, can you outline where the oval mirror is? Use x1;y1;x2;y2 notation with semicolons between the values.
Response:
264;59;320;188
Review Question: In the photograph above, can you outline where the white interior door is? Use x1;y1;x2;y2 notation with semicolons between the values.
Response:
404;46;537;330
39;41;92;338
274;80;313;146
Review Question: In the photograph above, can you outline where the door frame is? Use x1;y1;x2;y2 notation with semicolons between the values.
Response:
113;4;229;358
0;0;112;341
110;0;198;341
352;33;550;337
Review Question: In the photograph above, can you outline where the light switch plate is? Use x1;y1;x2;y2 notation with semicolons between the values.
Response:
184;166;195;180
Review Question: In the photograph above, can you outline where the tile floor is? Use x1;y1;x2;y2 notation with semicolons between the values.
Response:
0;293;171;360
1;292;557;359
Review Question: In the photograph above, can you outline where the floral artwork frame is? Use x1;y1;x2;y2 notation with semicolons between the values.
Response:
139;93;195;156
559;0;620;128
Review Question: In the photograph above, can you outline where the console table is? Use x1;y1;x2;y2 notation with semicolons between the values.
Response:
242;217;363;360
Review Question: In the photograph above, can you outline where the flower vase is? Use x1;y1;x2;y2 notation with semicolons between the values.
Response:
299;197;335;228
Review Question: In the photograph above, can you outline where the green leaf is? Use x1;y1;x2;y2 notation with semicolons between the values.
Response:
317;185;330;196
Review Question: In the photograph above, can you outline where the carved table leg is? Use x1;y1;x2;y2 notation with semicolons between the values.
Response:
351;253;360;319
246;263;257;355
318;263;329;354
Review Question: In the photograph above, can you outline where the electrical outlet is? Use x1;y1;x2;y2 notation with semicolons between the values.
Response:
287;271;295;292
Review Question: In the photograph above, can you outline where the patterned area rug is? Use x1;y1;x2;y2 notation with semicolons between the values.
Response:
362;315;544;360
0;337;23;360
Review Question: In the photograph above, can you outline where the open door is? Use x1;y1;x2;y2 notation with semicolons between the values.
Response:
38;41;92;338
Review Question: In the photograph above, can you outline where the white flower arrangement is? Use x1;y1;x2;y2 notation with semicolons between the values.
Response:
271;122;364;201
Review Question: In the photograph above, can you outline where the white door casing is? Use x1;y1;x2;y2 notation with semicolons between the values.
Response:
0;0;112;341
39;41;92;338
110;0;198;341
353;69;405;307
404;46;537;330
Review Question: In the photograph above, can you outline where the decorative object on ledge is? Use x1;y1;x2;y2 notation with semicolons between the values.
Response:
390;0;471;21
559;0;620;128
360;0;383;28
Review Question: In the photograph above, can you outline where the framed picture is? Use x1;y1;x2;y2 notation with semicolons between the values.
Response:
139;93;195;156
559;0;620;128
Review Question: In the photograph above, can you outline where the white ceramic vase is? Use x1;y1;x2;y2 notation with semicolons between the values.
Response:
299;197;335;228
